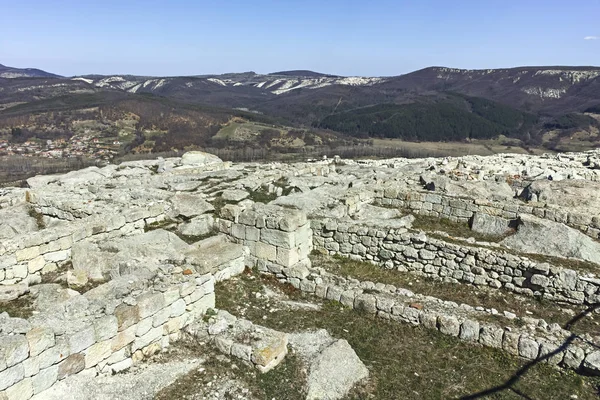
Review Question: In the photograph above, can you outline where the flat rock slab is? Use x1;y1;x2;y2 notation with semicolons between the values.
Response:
221;189;249;202
290;329;369;400
501;214;600;264
31;359;201;400
185;235;244;274
170;193;214;218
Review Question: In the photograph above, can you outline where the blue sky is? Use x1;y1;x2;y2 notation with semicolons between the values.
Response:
1;0;599;77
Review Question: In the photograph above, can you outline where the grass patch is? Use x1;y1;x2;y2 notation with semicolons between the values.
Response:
28;206;46;230
410;213;509;243
404;213;599;275
174;227;219;245
215;272;600;400
155;341;306;400
247;187;277;204
311;254;598;335
0;295;35;319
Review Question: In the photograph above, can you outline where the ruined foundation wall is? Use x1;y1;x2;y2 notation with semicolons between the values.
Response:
374;188;600;240
0;206;167;286
0;272;216;399
312;219;600;305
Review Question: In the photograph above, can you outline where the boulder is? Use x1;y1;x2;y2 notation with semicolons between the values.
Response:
306;339;369;400
470;212;515;237
180;151;222;166
500;214;600;264
289;330;368;400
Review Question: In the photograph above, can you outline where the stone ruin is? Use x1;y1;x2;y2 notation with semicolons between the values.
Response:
0;149;600;398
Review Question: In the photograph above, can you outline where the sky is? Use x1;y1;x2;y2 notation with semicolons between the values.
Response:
1;0;599;77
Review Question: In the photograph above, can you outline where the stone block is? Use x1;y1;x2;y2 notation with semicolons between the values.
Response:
84;340;112;368
479;326;504;348
135;318;153;337
57;354;85;380
260;229;295;249
114;304;140;331
136;293;165;319
518;337;539;360
245;226;260;242
438;315;460;336
353;294;377;314
27;257;45;274
502;331;520;356
68;326;95;354
254;242;277;262
4;376;32;400
0;364;24;391
43;250;70;263
170;299;187;317
231;223;246;240
1;335;29;367
110;358;133;374
15;247;40;262
276;247;300;267
26;327;55;357
111;326;136;352
459;320;480;342
93;315;118;342
152;307;171;328
32;365;58;394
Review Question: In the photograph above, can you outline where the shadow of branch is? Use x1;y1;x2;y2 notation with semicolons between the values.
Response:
459;303;599;400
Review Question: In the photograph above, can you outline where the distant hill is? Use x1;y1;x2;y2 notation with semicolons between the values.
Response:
0;63;62;79
1;64;600;152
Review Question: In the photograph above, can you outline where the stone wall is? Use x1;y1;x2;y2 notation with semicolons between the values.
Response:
374;188;600;240
216;204;313;272
0;205;166;286
312;219;600;305
0;270;217;399
268;262;598;374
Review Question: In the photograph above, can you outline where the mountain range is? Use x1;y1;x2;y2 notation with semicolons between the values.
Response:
1;62;599;155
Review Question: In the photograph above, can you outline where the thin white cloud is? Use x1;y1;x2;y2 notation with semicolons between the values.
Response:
584;36;598;40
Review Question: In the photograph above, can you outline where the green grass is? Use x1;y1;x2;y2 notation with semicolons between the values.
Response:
410;213;510;243
155;337;306;400
310;254;599;335
215;272;600;400
247;187;277;204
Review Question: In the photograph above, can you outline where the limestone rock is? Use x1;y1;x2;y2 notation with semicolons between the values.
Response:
177;214;214;237
500;214;600;264
305;339;369;400
170;194;214;218
180;151;222;166
470;212;515;237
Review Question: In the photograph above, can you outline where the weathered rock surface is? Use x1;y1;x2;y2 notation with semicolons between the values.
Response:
30;359;201;400
501;214;600;264
289;329;369;400
470;212;515;237
180;151;222;166
0;204;39;239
